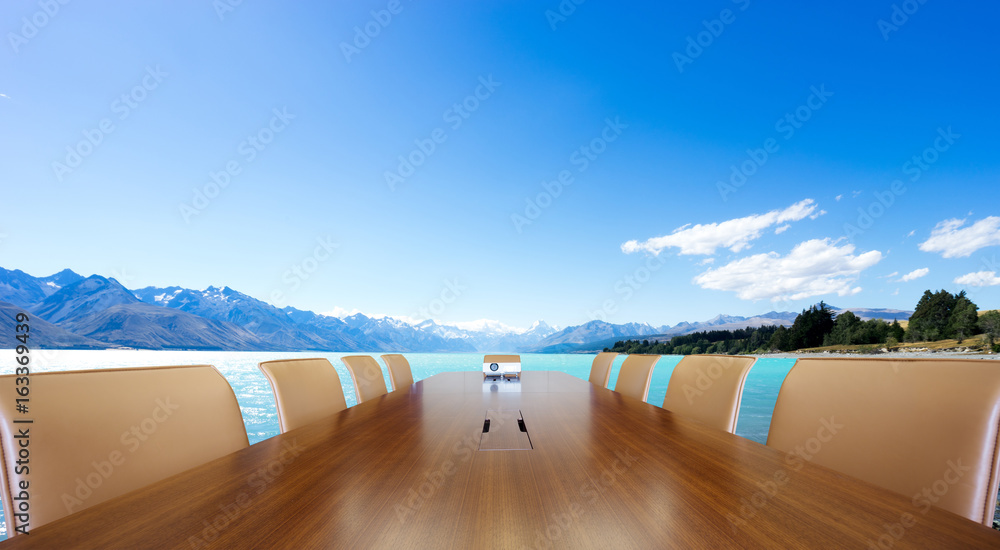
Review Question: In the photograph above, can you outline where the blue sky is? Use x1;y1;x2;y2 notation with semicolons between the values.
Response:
2;0;999;330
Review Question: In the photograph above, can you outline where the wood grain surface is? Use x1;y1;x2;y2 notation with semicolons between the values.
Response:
2;371;998;549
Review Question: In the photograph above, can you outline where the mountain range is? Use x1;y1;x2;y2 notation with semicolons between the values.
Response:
0;266;912;352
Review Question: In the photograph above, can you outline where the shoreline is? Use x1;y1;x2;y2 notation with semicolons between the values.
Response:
5;348;1000;361
756;350;1000;360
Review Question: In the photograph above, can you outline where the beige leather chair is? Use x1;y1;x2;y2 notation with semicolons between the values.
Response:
483;354;520;364
0;365;249;535
613;354;660;402
259;358;348;433
662;355;755;433
380;354;414;391
341;355;388;404
767;358;1000;526
588;352;618;388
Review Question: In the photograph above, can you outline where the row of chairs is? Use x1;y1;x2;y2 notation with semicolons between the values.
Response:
266;354;747;436
251;351;1000;529
0;354;998;536
267;354;746;435
260;355;413;433
0;355;415;536
589;352;754;433
589;352;1000;527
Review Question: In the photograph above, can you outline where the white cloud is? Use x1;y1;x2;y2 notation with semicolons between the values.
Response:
774;224;790;234
809;209;827;220
0;94;10;100
919;216;1000;258
896;268;929;282
883;271;899;279
835;194;843;202
954;271;1000;287
693;238;883;301
698;257;715;266
851;190;862;198
621;199;818;256
906;230;915;238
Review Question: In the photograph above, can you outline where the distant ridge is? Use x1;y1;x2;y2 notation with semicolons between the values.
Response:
134;285;366;351
0;300;109;349
525;321;663;353
64;303;269;351
34;275;140;324
0;267;84;309
830;306;912;321
0;266;913;352
531;307;913;354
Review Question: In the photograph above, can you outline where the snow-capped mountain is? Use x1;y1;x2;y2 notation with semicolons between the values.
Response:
527;321;667;353
415;319;557;351
0;266;84;308
33;275;141;324
655;311;800;337
22;274;267;350
134;285;370;351
339;313;476;352
0;265;913;353
39;268;86;291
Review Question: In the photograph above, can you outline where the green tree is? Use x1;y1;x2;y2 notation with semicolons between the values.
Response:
787;302;836;350
749;328;768;351
825;310;861;346
979;310;1000;349
607;325;780;355
885;336;899;350
888;320;905;343
854;318;891;344
947;292;979;342
769;325;790;351
907;290;957;341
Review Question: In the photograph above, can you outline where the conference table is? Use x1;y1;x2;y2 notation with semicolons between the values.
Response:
3;371;999;548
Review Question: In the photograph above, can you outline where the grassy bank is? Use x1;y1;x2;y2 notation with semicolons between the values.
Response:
799;336;997;355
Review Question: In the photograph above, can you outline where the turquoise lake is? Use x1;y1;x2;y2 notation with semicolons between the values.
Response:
1;350;996;538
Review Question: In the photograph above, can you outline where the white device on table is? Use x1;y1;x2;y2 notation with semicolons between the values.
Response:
483;354;521;379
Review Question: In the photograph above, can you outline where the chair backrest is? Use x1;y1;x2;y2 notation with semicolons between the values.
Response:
661;355;755;433
588;352;618;388
613;354;660;402
258;358;348;433
380;354;414;391
767;358;1000;526
483;354;520;364
0;365;249;535
340;355;388;404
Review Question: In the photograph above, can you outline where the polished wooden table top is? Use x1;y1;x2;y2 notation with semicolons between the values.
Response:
3;371;999;548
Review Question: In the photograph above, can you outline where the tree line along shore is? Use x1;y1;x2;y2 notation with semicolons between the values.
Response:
606;290;1000;356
